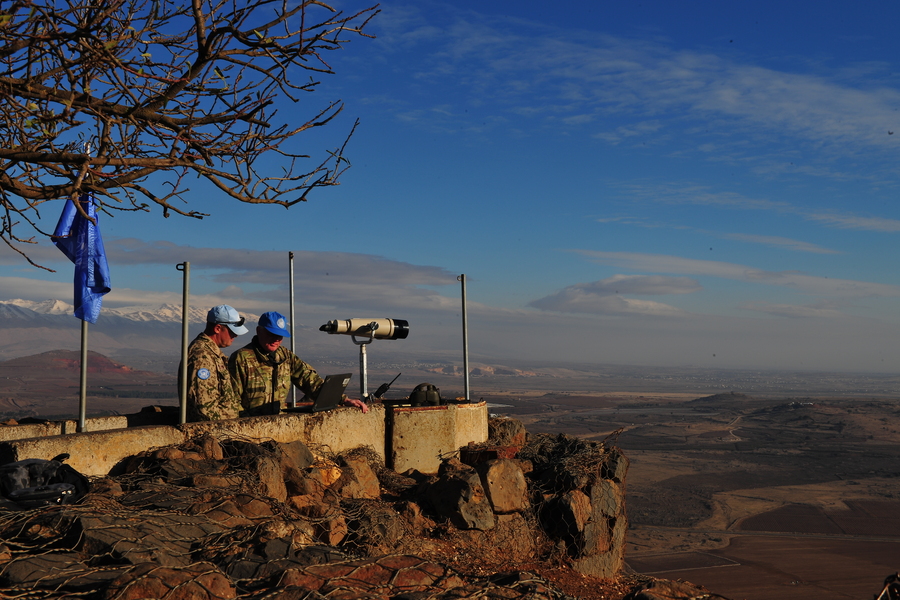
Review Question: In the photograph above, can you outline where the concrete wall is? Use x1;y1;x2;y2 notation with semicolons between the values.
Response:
0;416;131;442
389;401;488;473
0;402;488;477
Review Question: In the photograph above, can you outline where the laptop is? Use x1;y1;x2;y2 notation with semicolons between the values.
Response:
284;373;352;413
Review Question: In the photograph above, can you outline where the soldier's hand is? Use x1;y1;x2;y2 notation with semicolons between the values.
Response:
343;397;369;413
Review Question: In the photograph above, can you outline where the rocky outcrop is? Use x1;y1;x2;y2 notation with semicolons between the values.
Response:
0;423;633;599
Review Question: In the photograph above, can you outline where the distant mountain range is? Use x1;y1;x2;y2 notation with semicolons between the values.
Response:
0;299;242;369
2;298;261;324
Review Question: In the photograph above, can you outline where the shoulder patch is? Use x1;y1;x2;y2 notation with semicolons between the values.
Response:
197;368;211;380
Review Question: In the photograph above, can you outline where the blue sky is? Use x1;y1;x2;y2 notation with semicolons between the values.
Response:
2;0;900;373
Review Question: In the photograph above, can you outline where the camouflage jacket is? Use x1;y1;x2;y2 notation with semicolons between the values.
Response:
179;333;241;421
229;338;325;416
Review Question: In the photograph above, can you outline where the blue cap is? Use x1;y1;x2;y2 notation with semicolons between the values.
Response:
259;311;291;337
207;305;249;335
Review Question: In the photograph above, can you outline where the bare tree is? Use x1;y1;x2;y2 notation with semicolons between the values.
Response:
0;0;378;267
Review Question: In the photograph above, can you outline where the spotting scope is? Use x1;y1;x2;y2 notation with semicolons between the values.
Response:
319;318;409;340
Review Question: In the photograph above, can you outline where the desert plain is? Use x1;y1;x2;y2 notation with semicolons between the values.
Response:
2;351;900;599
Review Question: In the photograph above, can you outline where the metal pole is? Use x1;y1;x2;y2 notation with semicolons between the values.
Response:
359;343;368;398
177;262;190;424
78;320;88;432
289;251;296;408
458;274;470;402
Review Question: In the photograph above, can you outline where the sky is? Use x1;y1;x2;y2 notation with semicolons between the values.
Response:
1;0;900;373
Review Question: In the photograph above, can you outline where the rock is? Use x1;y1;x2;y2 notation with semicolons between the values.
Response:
542;489;592;555
315;513;348;546
76;512;226;567
438;457;473;475
278;555;466;597
488;416;527;447
343;499;406;555
252;455;288;502
600;447;630;484
271;440;314;470
476;459;528;514
190;473;243;488
267;440;314;496
232;494;275;519
103;561;236;600
572;516;626;578
188;498;255;527
624;578;730;600
153;447;184;461
1;552;127;590
331;455;381;500
591;478;626;518
159;458;226;485
307;460;343;488
198;435;224;461
426;464;496;531
397;500;432;535
90;477;124;496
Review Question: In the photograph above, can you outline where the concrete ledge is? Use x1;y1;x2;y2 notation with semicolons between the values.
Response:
0;415;132;442
0;402;488;477
181;404;387;461
0;425;187;476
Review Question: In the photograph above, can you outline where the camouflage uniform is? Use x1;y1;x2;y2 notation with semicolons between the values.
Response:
179;333;241;421
229;337;325;416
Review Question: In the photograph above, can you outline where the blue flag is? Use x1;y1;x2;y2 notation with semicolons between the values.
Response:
52;195;111;324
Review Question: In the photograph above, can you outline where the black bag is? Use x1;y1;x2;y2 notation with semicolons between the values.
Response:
409;383;442;406
0;453;90;508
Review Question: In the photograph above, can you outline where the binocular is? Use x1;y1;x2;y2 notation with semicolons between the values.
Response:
319;318;409;340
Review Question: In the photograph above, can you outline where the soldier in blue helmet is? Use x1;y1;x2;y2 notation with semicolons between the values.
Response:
229;311;368;416
179;305;249;421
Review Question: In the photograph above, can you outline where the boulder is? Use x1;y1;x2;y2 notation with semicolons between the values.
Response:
426;462;495;531
75;512;226;567
103;561;236;600
600;447;630;484
476;458;529;514
1;552;128;591
488;416;527;447
343;499;406;555
591;478;626;518
624;578;730;600
331;455;381;500
251;455;288;503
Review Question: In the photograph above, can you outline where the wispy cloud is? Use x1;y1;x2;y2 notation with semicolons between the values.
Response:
103;239;456;285
604;182;900;236
739;301;845;319
805;212;900;232
716;233;839;254
529;274;698;316
381;3;900;158
0;239;463;315
574;250;900;299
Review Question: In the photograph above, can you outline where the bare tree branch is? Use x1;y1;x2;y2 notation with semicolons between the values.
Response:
0;0;379;266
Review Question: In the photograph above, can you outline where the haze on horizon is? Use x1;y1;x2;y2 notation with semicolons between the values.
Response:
1;0;898;374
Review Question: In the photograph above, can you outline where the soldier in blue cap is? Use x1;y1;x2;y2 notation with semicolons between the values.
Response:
179;305;249;421
229;311;368;416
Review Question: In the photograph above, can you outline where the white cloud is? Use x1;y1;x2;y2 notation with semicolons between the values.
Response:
805;212;900;232
383;3;900;170
529;275;698;316
739;302;845;319
718;233;839;255
574;250;900;299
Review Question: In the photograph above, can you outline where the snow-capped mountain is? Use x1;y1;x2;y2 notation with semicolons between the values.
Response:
3;299;259;324
5;298;72;315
